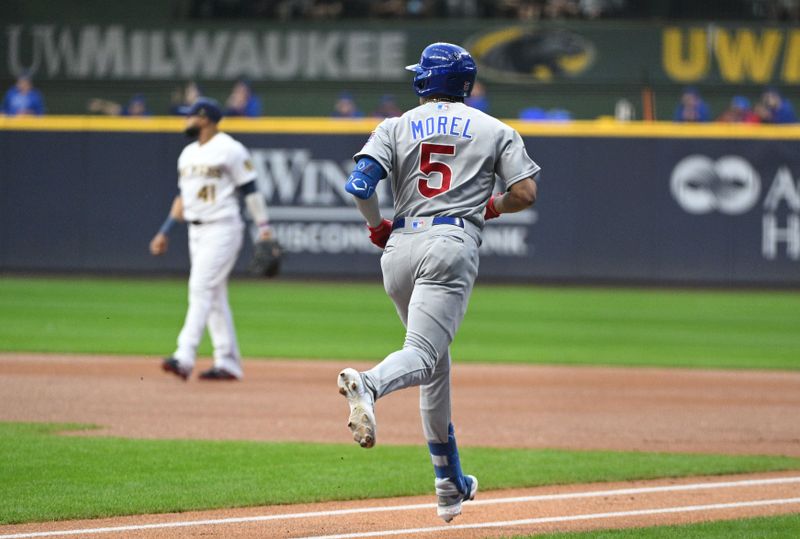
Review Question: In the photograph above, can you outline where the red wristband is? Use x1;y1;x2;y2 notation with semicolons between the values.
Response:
367;219;393;249
484;194;501;220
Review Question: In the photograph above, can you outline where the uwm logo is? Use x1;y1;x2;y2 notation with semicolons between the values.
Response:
663;26;800;83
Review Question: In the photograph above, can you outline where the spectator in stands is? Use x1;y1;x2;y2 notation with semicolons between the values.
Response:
519;107;547;121
307;0;344;18
717;96;760;123
547;108;572;121
578;0;626;18
369;0;425;17
124;95;149;116
88;95;150;117
755;87;797;123
514;0;545;20
673;87;711;122
332;91;363;118
465;81;490;113
544;0;580;18
2;72;45;116
518;106;572;121
225;79;262;117
372;94;402;118
170;81;202;115
755;0;800;22
614;98;636;121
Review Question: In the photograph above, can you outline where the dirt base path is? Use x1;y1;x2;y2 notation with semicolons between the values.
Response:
1;473;799;538
1;354;799;455
1;353;799;538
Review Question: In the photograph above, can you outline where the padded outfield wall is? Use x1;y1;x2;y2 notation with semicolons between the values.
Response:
1;117;799;285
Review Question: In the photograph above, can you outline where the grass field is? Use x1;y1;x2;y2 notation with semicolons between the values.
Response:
1;276;799;534
2;423;800;525
526;513;800;538
1;276;799;369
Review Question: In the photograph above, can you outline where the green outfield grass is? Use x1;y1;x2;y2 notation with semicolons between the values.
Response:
524;513;800;538
0;276;800;369
2;423;800;525
2;277;799;532
1;276;799;369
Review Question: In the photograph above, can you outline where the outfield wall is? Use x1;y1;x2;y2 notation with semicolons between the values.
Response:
1;117;798;285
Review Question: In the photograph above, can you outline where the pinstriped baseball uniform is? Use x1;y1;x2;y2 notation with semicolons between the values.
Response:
356;100;539;443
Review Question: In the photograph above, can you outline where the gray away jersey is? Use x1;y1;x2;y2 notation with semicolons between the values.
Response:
355;101;540;227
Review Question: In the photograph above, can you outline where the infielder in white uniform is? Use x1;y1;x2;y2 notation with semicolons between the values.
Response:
150;98;273;381
337;43;539;522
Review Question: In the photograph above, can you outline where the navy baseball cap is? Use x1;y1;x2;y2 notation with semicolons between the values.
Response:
187;97;223;123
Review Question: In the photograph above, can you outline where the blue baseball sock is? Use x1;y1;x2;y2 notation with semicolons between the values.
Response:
427;423;468;495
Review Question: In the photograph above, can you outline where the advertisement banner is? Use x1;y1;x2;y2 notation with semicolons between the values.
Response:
5;21;800;86
3;25;407;82
523;136;800;283
0;126;797;284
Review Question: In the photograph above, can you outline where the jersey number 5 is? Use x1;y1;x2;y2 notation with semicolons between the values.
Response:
418;143;455;198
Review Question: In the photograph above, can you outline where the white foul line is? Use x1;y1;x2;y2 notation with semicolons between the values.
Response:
299;497;800;539
1;476;799;539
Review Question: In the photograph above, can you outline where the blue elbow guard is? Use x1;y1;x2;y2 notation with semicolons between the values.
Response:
345;157;386;200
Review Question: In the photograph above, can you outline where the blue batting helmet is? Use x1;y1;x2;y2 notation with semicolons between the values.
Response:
187;97;222;123
405;43;477;99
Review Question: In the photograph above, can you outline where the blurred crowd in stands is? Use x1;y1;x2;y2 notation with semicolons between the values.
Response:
2;72;797;124
181;0;798;21
86;80;263;118
183;0;629;21
674;86;797;124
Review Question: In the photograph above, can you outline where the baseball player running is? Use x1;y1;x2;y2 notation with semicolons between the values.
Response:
337;43;539;522
150;98;273;381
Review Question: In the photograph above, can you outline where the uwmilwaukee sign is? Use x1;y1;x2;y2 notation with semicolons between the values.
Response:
6;23;800;85
4;25;406;80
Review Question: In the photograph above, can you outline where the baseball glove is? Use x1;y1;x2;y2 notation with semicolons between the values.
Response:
249;238;282;278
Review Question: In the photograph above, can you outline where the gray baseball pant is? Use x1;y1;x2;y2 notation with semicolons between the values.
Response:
361;223;480;444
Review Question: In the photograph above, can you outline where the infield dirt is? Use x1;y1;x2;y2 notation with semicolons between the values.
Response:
1;353;799;538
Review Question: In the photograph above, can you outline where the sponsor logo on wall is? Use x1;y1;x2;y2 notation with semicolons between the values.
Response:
670;154;800;260
466;26;594;83
670;155;761;215
248;147;536;256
